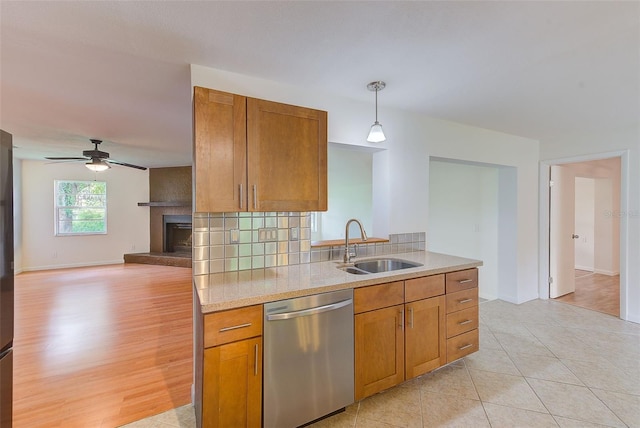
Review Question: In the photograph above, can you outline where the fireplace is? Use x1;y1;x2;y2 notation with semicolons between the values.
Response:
163;215;192;254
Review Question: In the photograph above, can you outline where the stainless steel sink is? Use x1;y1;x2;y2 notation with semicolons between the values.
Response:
339;258;423;274
340;266;370;275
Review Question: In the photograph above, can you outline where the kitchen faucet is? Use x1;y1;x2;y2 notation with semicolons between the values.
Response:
344;218;368;263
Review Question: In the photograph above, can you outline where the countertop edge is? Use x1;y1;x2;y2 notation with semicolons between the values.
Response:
195;251;482;314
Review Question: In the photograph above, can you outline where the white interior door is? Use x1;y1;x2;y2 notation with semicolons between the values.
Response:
550;165;577;298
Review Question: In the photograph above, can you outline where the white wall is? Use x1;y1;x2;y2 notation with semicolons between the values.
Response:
594;178;619;275
191;65;541;304
318;143;375;240
574;177;595;271
428;160;499;300
13;158;23;273
20;160;150;270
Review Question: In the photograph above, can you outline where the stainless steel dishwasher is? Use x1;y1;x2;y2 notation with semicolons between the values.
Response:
263;289;354;428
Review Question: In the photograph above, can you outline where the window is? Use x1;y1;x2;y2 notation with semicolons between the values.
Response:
55;180;107;236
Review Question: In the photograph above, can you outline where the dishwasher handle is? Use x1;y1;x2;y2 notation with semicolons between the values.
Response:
266;298;353;321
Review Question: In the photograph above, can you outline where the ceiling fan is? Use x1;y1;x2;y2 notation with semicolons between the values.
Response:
45;139;147;171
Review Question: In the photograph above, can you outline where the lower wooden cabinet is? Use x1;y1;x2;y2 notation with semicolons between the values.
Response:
196;304;263;428
354;304;404;400
446;329;479;363
405;295;446;379
203;337;262;428
354;283;446;400
354;270;478;401
445;269;480;363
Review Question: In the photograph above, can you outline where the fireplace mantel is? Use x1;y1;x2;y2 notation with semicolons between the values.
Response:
137;201;191;207
124;166;193;268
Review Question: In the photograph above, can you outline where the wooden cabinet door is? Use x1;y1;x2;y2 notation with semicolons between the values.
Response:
354;305;404;400
246;98;327;212
203;337;262;428
194;87;247;212
405;296;446;379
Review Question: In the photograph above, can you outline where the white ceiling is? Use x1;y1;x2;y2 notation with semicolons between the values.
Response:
1;1;638;169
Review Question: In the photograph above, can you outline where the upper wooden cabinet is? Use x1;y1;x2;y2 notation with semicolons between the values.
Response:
194;87;246;212
193;86;328;212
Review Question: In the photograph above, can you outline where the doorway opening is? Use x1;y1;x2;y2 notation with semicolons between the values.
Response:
428;157;517;302
542;154;624;318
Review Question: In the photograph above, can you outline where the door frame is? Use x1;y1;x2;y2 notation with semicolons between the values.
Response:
538;150;629;320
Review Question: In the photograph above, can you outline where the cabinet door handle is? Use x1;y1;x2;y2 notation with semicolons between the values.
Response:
458;298;473;304
458;319;473;325
254;344;259;376
239;184;244;210
409;307;414;329
399;310;405;331
252;184;257;209
219;322;252;332
459;344;473;351
458;279;473;284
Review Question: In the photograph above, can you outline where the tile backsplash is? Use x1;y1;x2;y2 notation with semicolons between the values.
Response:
193;211;425;275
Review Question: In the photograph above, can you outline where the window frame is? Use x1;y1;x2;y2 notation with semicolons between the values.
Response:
54;180;108;236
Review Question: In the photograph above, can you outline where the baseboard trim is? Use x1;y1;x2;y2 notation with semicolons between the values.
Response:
21;260;123;272
594;269;620;276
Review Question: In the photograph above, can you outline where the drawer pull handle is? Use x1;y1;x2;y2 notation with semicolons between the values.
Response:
239;184;244;210
458;279;473;284
458;298;473;304
254;344;259;376
399;310;405;331
252;185;257;209
219;322;252;332
459;344;473;351
459;319;472;325
409;307;414;329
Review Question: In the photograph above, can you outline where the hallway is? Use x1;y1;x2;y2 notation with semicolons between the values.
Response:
555;270;620;317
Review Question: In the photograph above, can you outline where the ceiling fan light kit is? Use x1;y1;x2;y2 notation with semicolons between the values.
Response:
366;80;386;143
45;139;147;171
85;158;110;172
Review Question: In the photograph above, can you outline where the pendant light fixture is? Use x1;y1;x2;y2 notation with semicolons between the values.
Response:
366;80;386;143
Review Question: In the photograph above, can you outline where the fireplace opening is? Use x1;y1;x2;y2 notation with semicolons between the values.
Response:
163;215;192;254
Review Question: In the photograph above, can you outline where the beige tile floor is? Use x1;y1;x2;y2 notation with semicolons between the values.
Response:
121;299;640;428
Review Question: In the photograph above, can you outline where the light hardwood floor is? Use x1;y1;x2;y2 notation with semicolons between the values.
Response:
555;270;620;316
13;263;193;427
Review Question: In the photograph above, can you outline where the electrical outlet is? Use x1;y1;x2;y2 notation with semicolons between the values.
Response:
290;227;299;241
258;228;278;242
229;229;240;244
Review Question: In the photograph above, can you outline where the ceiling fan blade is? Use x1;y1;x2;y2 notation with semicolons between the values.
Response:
107;159;147;170
45;157;88;160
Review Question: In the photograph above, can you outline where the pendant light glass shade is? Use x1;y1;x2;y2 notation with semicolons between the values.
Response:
366;81;386;143
367;122;386;143
85;158;110;172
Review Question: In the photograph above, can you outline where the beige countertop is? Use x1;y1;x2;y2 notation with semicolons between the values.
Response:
194;251;482;313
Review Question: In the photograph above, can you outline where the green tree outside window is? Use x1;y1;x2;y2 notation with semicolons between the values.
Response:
55;180;107;235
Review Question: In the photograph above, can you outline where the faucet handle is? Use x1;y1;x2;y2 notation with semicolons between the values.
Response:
350;244;358;260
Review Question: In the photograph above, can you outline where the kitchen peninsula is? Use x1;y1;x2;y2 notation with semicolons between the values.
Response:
191;85;482;427
192;250;482;428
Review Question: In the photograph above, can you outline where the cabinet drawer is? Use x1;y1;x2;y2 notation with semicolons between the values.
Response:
446;287;478;314
446;306;478;338
405;274;445;302
204;305;263;348
446;329;479;363
354;281;404;314
445;269;478;293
